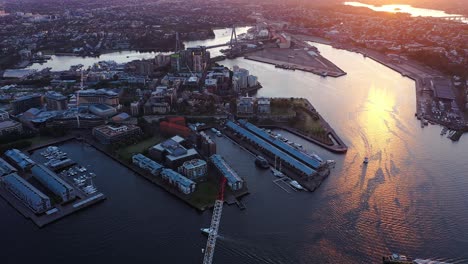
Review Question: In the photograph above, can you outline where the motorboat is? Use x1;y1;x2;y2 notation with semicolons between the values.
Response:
271;168;284;177
255;156;269;169
289;180;304;190
382;253;412;264
200;228;212;236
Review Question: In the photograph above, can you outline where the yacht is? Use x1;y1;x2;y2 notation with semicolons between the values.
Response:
289;180;304;190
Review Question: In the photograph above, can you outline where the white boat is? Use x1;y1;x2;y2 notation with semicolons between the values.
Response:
271;168;284;177
200;228;212;235
289;180;304;190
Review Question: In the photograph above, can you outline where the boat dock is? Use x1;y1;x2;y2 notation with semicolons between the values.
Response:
0;186;106;228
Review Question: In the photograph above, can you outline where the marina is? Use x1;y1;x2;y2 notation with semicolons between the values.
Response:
0;146;105;227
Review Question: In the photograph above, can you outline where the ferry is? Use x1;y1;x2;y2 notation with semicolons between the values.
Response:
255;156;269;169
382;253;413;264
289;180;305;190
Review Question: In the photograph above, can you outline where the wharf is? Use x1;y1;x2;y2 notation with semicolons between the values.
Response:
245;52;346;78
223;129;330;192
0;185;106;228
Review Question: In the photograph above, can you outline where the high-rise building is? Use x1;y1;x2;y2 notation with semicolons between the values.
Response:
45;92;67;111
11;95;42;114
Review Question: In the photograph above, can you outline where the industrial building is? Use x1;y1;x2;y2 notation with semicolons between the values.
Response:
4;149;36;171
12;94;42;115
1;173;52;214
178;159;207;180
0;157;17;177
238;120;323;170
92;124;142;144
225;121;317;178
45;92;67;111
149;136;199;168
132;154;164;176
31;164;76;203
160;168;196;194
209;154;244;191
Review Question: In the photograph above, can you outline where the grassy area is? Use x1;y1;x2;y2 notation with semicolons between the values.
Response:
291;108;332;145
188;181;219;208
28;135;55;147
116;135;163;162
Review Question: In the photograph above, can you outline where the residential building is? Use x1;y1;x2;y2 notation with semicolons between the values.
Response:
237;97;254;116
257;97;271;114
31;164;76;203
178;159;208;180
160;168;196;194
210;154;244;191
198;131;216;157
130;101;141;116
12;95;42;114
0;110;23;136
132;154;164;176
45;92;67;111
1;173;52;214
92;124;142;144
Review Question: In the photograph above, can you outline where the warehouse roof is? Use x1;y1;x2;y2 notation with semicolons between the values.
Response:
239;120;322;169
225;121;316;176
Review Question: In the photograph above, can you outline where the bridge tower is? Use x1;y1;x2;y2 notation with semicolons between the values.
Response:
175;32;180;52
229;26;238;49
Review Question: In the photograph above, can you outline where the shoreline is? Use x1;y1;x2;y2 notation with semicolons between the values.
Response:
294;33;466;132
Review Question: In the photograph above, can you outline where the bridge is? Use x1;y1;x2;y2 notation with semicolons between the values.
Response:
202;177;226;264
437;16;467;22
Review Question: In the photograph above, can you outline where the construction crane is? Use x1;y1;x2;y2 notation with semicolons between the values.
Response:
202;177;227;264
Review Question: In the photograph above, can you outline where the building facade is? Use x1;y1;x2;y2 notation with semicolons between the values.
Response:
178;159;207;180
2;173;52;214
210;154;244;191
160;168;196;194
45;92;67;111
92;124;142;144
12;95;42;114
132;154;163;176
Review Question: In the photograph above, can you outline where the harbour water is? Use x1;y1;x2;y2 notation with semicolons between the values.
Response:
345;2;468;23
2;29;468;263
25;27;251;71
